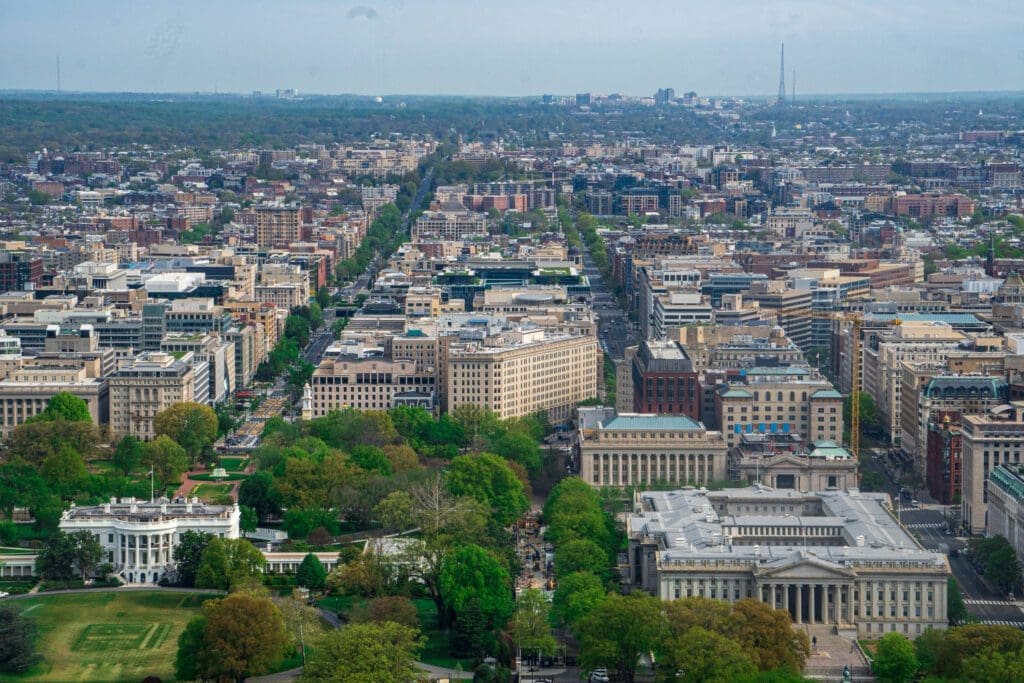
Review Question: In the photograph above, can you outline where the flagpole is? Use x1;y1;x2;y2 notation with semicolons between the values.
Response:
150;469;154;503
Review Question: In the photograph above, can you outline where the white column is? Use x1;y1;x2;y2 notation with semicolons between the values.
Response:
809;584;817;623
784;584;791;619
796;584;803;623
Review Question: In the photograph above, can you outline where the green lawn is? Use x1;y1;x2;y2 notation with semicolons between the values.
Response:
190;483;235;503
10;591;215;682
218;456;250;472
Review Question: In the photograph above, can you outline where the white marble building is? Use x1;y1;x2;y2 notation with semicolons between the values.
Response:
58;497;240;585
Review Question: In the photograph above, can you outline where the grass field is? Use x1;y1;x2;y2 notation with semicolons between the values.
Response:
11;591;215;682
218;456;250;472
190;483;234;499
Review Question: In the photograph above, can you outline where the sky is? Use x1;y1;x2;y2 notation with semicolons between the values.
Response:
1;0;1023;97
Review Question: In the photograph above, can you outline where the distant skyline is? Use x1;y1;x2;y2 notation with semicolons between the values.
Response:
2;1;1023;97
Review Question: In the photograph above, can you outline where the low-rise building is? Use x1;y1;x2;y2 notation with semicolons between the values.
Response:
577;409;727;487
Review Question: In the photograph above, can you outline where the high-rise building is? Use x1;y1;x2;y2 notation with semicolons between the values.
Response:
255;206;301;248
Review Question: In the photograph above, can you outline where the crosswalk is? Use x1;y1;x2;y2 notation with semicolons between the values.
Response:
903;522;945;529
978;620;1024;628
965;599;1018;606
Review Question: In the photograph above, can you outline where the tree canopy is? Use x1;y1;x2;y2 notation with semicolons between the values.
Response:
303;621;423;683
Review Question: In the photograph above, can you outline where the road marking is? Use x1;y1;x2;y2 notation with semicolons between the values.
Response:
903;522;945;529
965;599;1020;606
978;620;1024;628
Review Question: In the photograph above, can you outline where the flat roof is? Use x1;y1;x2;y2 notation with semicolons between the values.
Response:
602;414;703;431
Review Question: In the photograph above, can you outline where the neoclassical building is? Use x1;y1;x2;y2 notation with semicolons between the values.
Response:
627;486;950;639
59;497;240;585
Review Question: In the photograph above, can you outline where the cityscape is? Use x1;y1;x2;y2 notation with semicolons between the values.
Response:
3;4;1024;683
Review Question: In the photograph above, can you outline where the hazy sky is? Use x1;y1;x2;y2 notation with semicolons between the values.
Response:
2;0;1022;96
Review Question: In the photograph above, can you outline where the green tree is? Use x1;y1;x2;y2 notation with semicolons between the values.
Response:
153;402;219;462
440;544;514;628
872;632;918;683
68;529;103;581
948;577;968;624
40;391;92;422
0;604;40;673
7;419;99;466
215;402;241;436
112;435;144;476
509;588;557;660
195;537;267;591
143;435;189;485
303;621;424;683
663;596;733;637
552;571;606;626
451;599;490;659
28;189;50;205
935;623;1024;678
576;592;668;683
240;505;258;533
296;552;328;593
961;646;1024;682
914;627;944;676
40;445;87;495
175;615;206;682
489;430;542;472
554;538;611;579
199;593;289;681
661;626;757;683
238;470;282;521
446;453;528;526
173;530;214;587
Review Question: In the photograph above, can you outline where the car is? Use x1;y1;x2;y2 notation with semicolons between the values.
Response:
590;668;610;683
0;591;9;599
910;500;920;508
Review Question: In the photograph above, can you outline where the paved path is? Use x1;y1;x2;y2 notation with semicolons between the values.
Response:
7;585;225;600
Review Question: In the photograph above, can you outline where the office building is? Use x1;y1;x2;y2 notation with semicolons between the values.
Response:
109;352;197;440
961;404;1024;535
627;487;951;639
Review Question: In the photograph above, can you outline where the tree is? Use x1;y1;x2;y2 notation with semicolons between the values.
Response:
238;470;282;521
173;530;214;587
40;445;87;494
326;546;396;598
935;624;1024;678
552;571;606;626
446;453;528;526
872;632;918;683
663;596;733;638
200;593;288;681
554;538;611;579
143;435;189;485
350;595;420;629
296;553;328;593
153;402;218;462
240;505;258;533
451;599;490;659
440;544;514;628
914;627;944;676
489;430;542;472
303;621;423;683
36;531;83;581
67;530;103;581
0;604;40;673
961;646;1024;682
661;627;757;683
195;537;267;591
948;577;968;624
215;402;241;437
276;590;325;667
7;419;99;466
112;435;144;476
175;615;207;682
726;599;809;673
40;392;92;422
575;592;668;683
508;588;557;660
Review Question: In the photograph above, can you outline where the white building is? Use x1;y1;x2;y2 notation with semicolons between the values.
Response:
58;497;240;585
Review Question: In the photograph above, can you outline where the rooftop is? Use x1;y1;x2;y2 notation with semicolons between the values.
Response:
602;414;703;432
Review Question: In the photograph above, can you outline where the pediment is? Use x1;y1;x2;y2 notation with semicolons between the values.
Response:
754;556;856;580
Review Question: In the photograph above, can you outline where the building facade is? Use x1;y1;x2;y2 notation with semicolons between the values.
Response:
109;352;196;440
627;487;950;639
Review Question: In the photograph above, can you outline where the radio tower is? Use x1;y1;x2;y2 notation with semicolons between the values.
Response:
776;43;786;107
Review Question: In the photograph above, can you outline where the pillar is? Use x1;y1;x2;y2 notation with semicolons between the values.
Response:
784;584;791;620
838;585;845;625
796;584;803;623
809;584;817;624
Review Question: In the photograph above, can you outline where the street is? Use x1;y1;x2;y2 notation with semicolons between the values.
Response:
580;238;633;361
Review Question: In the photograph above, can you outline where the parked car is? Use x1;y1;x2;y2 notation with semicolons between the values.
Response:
0;591;9;599
590;668;610;683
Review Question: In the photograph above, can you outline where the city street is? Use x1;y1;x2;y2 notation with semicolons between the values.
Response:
580;239;633;361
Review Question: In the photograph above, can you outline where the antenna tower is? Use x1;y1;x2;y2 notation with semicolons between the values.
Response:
56;56;61;98
777;43;786;106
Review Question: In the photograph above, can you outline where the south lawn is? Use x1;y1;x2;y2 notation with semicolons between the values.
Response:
10;590;215;682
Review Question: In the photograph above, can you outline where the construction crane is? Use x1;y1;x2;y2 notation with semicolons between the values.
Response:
780;310;900;461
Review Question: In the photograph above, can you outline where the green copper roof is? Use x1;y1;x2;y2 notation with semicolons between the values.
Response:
602;415;703;431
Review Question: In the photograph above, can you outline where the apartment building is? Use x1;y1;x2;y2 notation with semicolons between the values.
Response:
577;408;727;487
254;283;306;310
255;205;301;248
447;329;598;422
109;352;196;440
412;210;487;240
